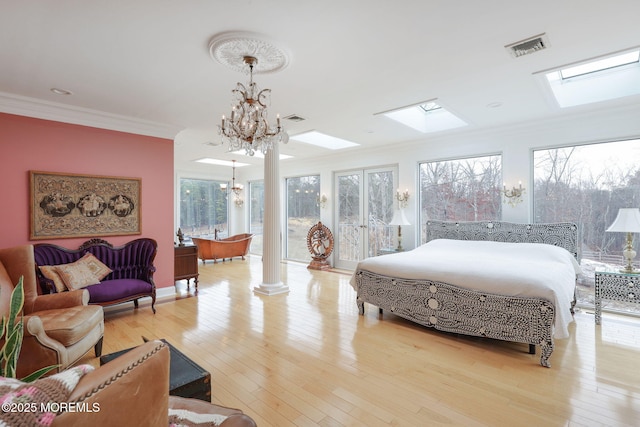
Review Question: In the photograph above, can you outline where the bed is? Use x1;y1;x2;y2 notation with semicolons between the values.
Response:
350;221;580;367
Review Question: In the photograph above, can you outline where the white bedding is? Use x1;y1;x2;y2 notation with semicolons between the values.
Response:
350;239;581;339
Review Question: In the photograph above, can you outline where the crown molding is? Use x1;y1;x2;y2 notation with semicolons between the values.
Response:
0;91;183;139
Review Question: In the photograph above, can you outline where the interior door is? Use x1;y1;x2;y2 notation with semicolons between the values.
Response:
334;167;397;270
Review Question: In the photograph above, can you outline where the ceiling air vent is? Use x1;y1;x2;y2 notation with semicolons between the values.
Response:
505;33;549;58
283;114;306;122
203;141;222;147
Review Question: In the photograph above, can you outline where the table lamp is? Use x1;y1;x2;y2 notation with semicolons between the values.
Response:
389;209;410;251
606;207;640;274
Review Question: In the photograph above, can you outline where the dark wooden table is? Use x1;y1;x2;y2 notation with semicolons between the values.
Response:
174;245;199;289
100;339;211;402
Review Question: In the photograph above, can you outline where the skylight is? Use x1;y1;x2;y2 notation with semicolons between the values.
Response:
290;131;359;150
230;150;293;160
195;158;250;167
560;51;640;79
379;100;467;133
538;48;640;108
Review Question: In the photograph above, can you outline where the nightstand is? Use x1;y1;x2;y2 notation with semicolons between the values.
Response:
594;268;640;324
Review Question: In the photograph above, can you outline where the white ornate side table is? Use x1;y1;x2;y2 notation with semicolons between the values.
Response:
594;268;640;324
377;247;402;256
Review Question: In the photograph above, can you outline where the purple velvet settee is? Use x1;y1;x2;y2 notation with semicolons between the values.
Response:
34;238;158;313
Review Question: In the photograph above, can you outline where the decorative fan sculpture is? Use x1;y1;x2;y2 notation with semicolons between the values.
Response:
306;221;334;271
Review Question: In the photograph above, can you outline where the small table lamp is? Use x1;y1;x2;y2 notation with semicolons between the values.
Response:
390;210;410;251
606;208;640;274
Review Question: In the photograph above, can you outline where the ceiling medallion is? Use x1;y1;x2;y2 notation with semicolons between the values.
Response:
208;32;290;74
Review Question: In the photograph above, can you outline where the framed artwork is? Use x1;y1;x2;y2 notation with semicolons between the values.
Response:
30;171;141;240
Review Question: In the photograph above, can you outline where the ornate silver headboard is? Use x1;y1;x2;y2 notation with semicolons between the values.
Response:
425;221;580;261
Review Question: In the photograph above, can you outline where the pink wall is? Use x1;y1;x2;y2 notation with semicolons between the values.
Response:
0;113;175;289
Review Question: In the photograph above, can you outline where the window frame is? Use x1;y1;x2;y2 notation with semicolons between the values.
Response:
532;137;640;312
178;176;229;240
248;180;265;255
285;174;321;262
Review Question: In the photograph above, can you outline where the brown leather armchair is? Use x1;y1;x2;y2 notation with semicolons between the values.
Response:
53;340;257;427
0;244;104;378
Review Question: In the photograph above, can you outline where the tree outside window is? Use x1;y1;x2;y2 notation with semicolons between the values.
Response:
286;175;321;261
419;155;502;242
179;178;228;239
534;139;640;311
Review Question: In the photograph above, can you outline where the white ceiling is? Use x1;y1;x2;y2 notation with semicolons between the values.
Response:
2;1;640;171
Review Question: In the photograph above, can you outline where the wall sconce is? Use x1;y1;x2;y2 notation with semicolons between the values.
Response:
502;181;525;207
396;189;410;209
316;193;328;209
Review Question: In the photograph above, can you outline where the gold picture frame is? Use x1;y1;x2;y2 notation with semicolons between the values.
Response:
30;171;141;240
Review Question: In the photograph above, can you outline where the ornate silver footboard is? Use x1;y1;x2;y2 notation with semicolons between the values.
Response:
354;221;579;367
355;271;556;366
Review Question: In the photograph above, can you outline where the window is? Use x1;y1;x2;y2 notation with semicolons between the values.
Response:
419;155;502;242
248;181;264;255
533;139;640;311
286;175;320;261
179;178;228;239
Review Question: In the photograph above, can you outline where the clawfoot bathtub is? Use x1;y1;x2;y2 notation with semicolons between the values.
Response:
192;233;253;263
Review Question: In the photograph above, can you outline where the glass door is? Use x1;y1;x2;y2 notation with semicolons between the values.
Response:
335;167;396;270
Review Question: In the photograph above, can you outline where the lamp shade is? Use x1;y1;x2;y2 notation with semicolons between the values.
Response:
390;209;410;226
606;208;640;233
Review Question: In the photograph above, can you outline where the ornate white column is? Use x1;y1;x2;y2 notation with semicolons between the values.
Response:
254;142;289;295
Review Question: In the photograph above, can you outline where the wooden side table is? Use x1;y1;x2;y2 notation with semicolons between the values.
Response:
175;245;199;289
594;269;640;324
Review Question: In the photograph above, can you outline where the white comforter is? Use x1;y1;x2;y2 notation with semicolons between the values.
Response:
350;239;581;339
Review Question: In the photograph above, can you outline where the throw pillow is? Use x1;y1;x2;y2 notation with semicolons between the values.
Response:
0;364;94;427
76;253;112;281
55;253;112;290
39;265;68;293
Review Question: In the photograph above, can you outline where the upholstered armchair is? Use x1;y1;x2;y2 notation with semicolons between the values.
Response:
0;244;104;379
53;340;257;426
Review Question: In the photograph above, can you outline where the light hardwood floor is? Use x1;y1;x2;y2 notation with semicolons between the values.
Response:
78;255;640;426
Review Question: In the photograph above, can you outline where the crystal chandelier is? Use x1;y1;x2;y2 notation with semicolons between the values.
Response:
218;56;289;156
220;160;244;207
